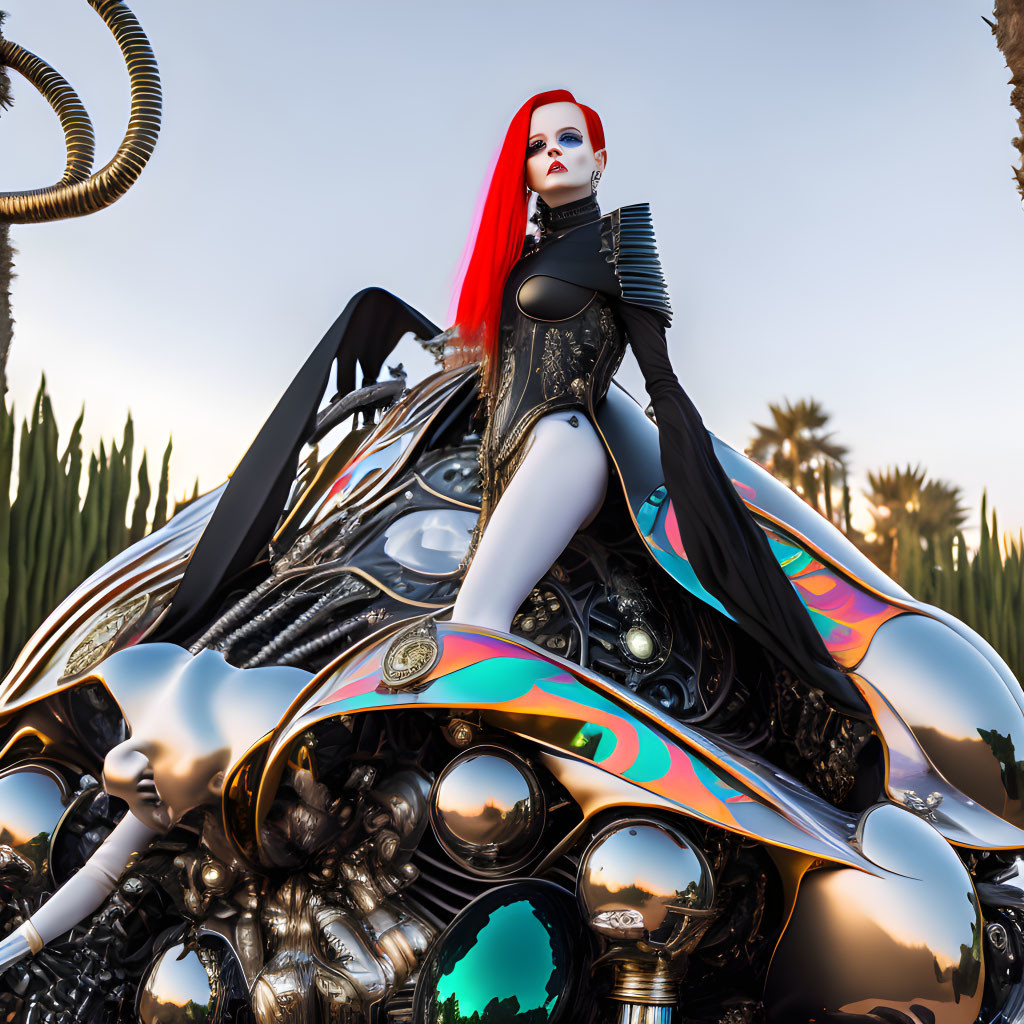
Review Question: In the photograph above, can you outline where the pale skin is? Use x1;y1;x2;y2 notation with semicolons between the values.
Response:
526;101;607;206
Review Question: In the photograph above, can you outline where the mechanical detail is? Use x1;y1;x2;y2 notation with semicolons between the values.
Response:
600;203;672;324
902;789;944;819
0;0;162;223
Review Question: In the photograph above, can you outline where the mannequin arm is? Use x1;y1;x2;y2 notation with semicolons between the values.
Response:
0;812;159;971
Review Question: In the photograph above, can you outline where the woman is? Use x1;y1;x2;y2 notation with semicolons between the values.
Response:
447;89;867;720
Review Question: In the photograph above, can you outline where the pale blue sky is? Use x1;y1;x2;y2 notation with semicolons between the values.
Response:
3;0;1023;544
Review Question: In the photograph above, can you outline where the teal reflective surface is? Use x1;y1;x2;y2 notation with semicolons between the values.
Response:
415;882;581;1023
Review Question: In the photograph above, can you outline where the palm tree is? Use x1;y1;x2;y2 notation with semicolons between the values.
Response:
988;1;1024;199
862;465;968;579
918;478;970;541
749;398;849;521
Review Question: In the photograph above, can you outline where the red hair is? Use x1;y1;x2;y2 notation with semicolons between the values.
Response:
448;90;605;379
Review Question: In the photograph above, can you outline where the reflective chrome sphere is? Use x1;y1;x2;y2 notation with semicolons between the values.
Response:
577;819;714;954
764;804;984;1024
138;942;222;1023
0;762;70;885
414;881;583;1024
430;747;545;876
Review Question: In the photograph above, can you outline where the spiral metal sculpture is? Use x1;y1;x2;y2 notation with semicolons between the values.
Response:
0;0;161;224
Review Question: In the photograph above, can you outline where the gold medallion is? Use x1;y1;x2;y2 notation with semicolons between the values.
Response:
63;593;150;678
382;619;440;689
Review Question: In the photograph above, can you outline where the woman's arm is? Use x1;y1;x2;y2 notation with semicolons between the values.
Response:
617;299;869;719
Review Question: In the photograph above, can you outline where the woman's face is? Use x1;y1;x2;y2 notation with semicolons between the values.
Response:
525;101;606;206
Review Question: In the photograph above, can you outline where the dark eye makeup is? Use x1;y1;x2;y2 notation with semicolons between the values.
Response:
527;127;585;157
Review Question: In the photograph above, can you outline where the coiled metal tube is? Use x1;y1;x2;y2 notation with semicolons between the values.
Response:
0;0;161;223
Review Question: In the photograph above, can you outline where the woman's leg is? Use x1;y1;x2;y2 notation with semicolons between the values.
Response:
452;411;608;632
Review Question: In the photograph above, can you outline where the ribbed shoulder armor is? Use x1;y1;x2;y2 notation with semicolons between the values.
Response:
600;202;672;326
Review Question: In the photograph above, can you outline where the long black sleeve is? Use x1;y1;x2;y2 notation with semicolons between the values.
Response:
616;300;869;720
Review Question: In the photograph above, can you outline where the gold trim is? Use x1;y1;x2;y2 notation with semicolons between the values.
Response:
412;473;481;512
23;922;43;955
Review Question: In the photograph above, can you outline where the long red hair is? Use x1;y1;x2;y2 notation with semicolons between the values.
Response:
448;90;605;379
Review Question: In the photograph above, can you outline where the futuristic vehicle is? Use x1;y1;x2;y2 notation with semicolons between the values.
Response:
1;291;1023;1024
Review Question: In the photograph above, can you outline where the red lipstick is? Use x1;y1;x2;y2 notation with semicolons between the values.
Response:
547;160;567;175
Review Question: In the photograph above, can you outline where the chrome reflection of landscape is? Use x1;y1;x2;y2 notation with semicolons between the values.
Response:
0;764;70;883
430;747;546;875
137;943;219;1024
765;804;984;1024
578;819;715;952
414;882;581;1024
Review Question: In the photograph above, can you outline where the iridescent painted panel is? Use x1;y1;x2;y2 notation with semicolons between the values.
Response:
282;625;869;868
638;488;903;667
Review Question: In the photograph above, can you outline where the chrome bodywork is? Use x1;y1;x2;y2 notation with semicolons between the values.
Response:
0;761;70;886
0;485;223;713
856;612;1024;830
414;881;582;1024
600;383;1024;839
382;508;477;575
262;622;879;872
765;803;985;1023
89;642;309;830
138;943;224;1024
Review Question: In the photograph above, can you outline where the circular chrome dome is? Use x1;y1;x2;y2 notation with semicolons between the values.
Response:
578;819;714;954
138;942;221;1023
0;763;71;885
430;747;545;876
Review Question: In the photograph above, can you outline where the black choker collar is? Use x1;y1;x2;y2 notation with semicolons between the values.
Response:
535;193;601;234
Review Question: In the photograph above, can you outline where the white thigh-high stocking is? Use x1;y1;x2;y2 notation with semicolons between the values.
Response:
452;410;609;632
0;811;159;969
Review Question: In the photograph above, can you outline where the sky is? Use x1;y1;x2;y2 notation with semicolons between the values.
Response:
3;0;1023;546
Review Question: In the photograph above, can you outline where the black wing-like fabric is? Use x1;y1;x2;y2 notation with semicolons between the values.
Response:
154;287;439;643
617;300;869;719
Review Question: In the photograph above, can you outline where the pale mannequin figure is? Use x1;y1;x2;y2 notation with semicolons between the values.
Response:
444;88;864;724
0;645;310;971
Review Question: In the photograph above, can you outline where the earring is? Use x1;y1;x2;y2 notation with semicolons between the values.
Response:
591;169;602;192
